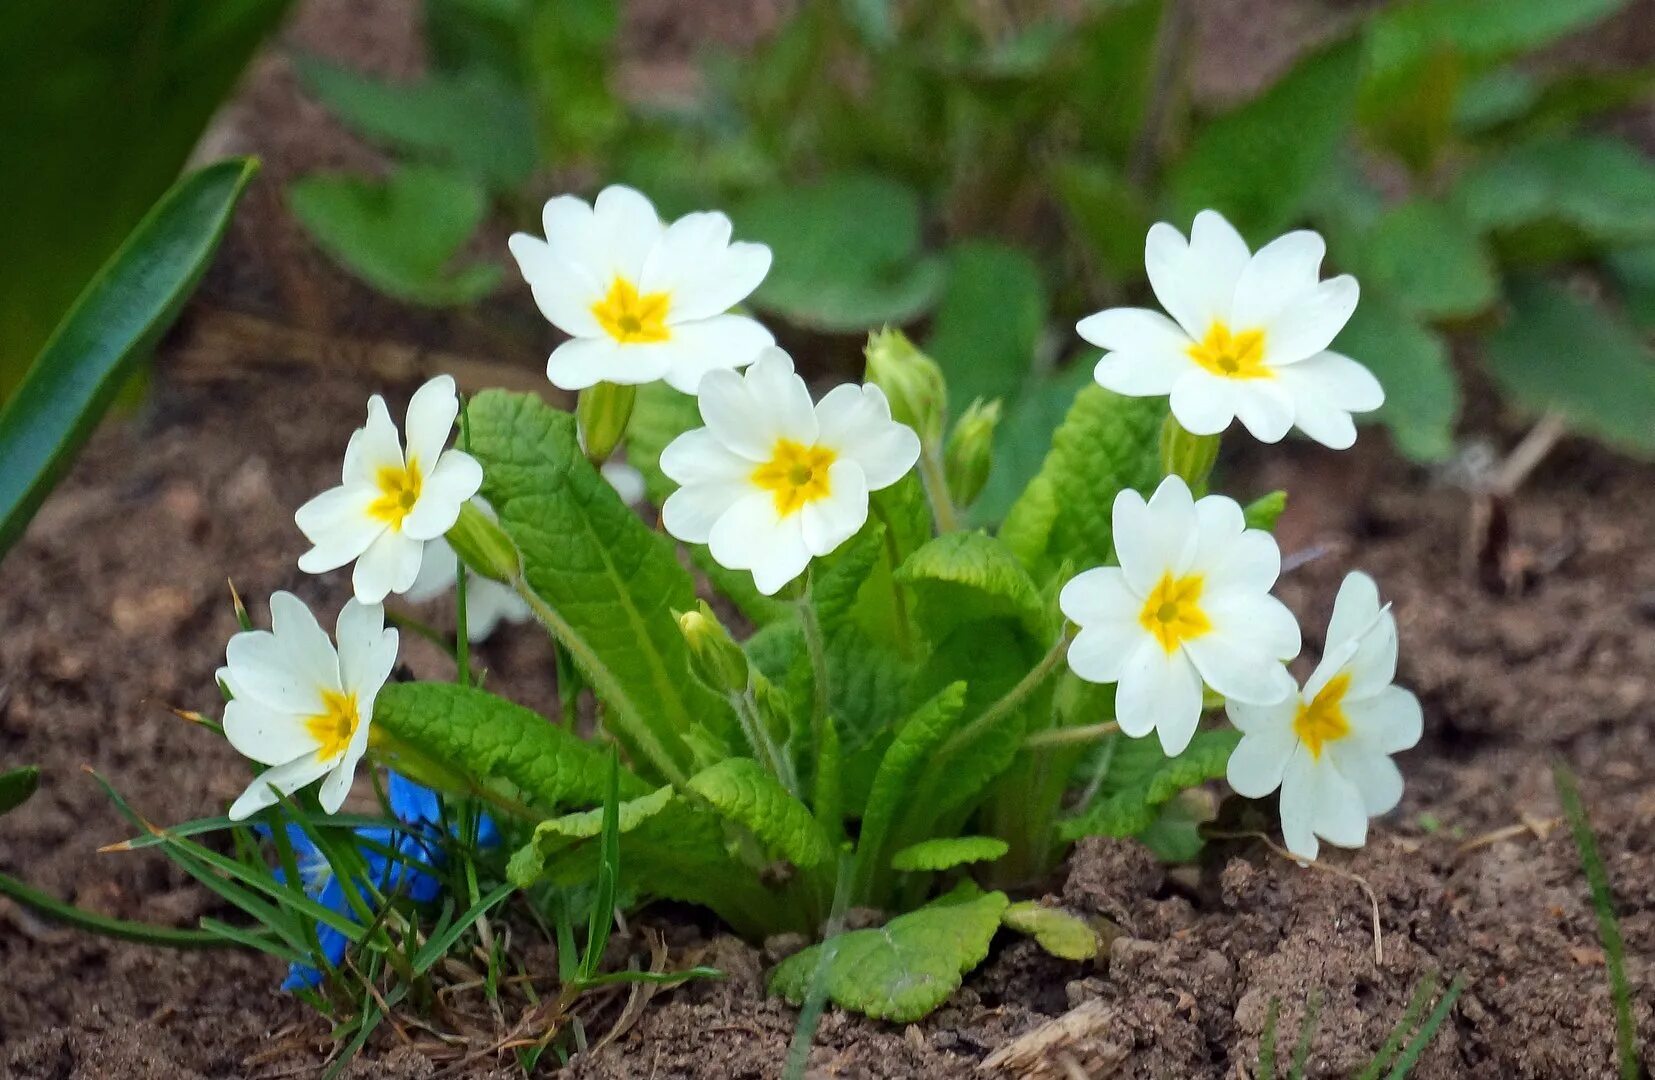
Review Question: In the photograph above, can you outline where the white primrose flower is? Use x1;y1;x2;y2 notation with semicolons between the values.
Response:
295;375;483;605
659;347;921;596
508;185;775;394
1226;572;1423;862
221;592;398;820
1059;475;1300;756
1077;210;1383;449
406;536;532;644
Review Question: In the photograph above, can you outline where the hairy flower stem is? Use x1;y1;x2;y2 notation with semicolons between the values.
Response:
1024;720;1121;750
868;499;916;656
797;585;830;758
941;628;1074;757
1159;413;1220;493
731;688;799;797
916;441;961;533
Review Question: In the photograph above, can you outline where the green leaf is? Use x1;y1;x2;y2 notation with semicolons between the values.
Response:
1059;728;1240;841
890;836;1008;872
733;174;945;332
1242;491;1288;532
1332;293;1459;462
506;785;674;886
894;531;1046;639
1483;279;1655;456
466;390;734;785
524;0;624;161
1064;0;1165;161
851;683;969;902
1450;137;1655;257
1367;0;1630;83
289;166;501;307
1350;201;1498;319
924;242;1047;417
1609;245;1655;331
999;384;1165;581
373;682;645;813
0;766;40;817
1000;901;1103;961
294;56;536;188
0;159;255;563
686;759;835;871
1052;159;1154;283
770;884;1009;1021
1166;38;1362;238
969;361;1095;527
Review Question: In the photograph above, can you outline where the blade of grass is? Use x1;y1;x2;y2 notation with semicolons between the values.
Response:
0;869;228;947
1385;975;1465;1079
579;750;623;984
1258;996;1281;1079
198;916;313;965
1290;988;1322;1078
412;882;513;976
1356;973;1441;1080
1553;763;1641;1080
783;849;854;1080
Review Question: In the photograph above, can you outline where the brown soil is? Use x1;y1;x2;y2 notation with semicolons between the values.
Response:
3;1;1654;1077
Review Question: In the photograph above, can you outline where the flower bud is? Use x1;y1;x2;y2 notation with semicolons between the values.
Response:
1158;413;1220;493
864;327;947;444
944;397;1001;508
446;500;520;584
677;600;750;695
576;381;638;465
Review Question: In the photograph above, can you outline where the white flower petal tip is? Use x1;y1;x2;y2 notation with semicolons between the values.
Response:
1085;211;1383;449
1061;477;1300;754
658;349;920;596
511;185;775;393
1224;570;1421;861
295;375;483;604
222;592;398;820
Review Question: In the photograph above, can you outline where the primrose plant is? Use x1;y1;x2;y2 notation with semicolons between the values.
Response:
184;185;1421;1025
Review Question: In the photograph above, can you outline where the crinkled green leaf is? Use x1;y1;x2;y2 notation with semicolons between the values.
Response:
925;242;1047;417
1484;278;1655;456
851;683;968;902
686;758;834;871
1001;901;1103;961
0;766;40;817
1350;201;1499;319
289;165;500;306
1333;294;1458;462
373;682;646;813
732;173;944;331
1058;728;1240;841
999;384;1165;581
506;785;674;886
890;836;1008;873
895;531;1046;639
1451;137;1655;257
769;884;1009;1021
466;390;733;785
1166;38;1362;238
294;55;536;188
969;361;1096;527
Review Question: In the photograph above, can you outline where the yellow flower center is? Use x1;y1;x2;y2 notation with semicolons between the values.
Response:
751;439;837;517
1294;671;1353;760
367;458;423;530
1188;321;1270;379
591;277;672;344
1138;571;1213;653
304;688;361;762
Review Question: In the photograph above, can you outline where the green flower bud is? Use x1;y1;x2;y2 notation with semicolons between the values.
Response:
576;381;638;465
864;327;947;444
446;501;520;584
677;600;750;695
1158;413;1220;493
944;397;1001;509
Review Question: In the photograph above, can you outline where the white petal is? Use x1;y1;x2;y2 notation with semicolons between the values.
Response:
707;491;811;595
1092;350;1187;397
1261;276;1359;365
813;384;921;490
600;461;648;505
318;715;373;815
225;630;326;716
1116;639;1204;753
592;185;665;283
223;699;315;767
1190;492;1245;559
1191;522;1282;598
1065;621;1145;685
1343;686;1423;755
654;314;775;395
660;427;755;486
401;450;483;540
463;578;532;642
1226;723;1298;798
1076;307;1193;354
547;337;663;391
295;486;384;573
640;211;771;322
227;754;334;821
1278;745;1322;861
352;530;424;603
336;601;397;699
1059;566;1139;627
343;396;405;485
1146;211;1250;338
403;375;459;473
1325;572;1383;654
404;537;459;603
697;348;817;461
1113;476;1198;592
1168;371;1239;436
1230;230;1327;330
1225;694;1297;736
1183;631;1297;705
1328;742;1405;816
1312;758;1370;849
1273;351;1384;449
537;194;603;282
508;232;604;337
661;482;748;544
1230;382;1296;444
271;591;342;687
799;461;868;556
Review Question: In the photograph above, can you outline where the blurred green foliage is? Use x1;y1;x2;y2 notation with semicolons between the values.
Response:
292;0;1655;479
0;0;291;400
